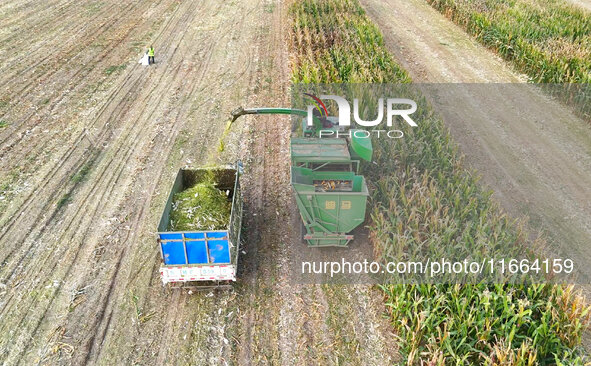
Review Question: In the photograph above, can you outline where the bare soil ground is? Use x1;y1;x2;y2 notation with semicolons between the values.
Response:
360;0;591;289
0;0;398;364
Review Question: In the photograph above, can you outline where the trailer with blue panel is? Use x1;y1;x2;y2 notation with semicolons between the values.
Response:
157;164;243;286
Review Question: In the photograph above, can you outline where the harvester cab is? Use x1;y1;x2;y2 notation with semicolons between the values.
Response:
231;107;372;247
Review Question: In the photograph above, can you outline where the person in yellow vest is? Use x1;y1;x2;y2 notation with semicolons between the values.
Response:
148;46;155;65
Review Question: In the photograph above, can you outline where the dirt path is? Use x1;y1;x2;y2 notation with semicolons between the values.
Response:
361;0;591;283
0;0;398;364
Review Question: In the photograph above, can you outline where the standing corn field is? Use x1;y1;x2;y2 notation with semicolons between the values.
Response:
426;0;591;121
426;0;591;83
289;0;591;363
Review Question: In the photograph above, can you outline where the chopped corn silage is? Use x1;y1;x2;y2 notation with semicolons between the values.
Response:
168;182;231;231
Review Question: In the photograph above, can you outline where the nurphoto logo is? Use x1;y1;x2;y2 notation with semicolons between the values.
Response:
304;93;418;138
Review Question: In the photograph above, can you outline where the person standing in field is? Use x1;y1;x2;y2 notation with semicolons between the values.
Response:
148;46;155;65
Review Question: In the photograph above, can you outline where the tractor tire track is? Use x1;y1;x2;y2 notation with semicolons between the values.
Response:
0;0;173;226
0;0;212;363
0;0;180;240
0;0;195;319
0;0;172;172
1;0;268;364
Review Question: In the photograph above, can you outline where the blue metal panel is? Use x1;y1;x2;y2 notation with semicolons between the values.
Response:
161;240;186;265
208;239;230;263
160;233;183;240
186;240;209;264
185;232;206;240
207;231;228;239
